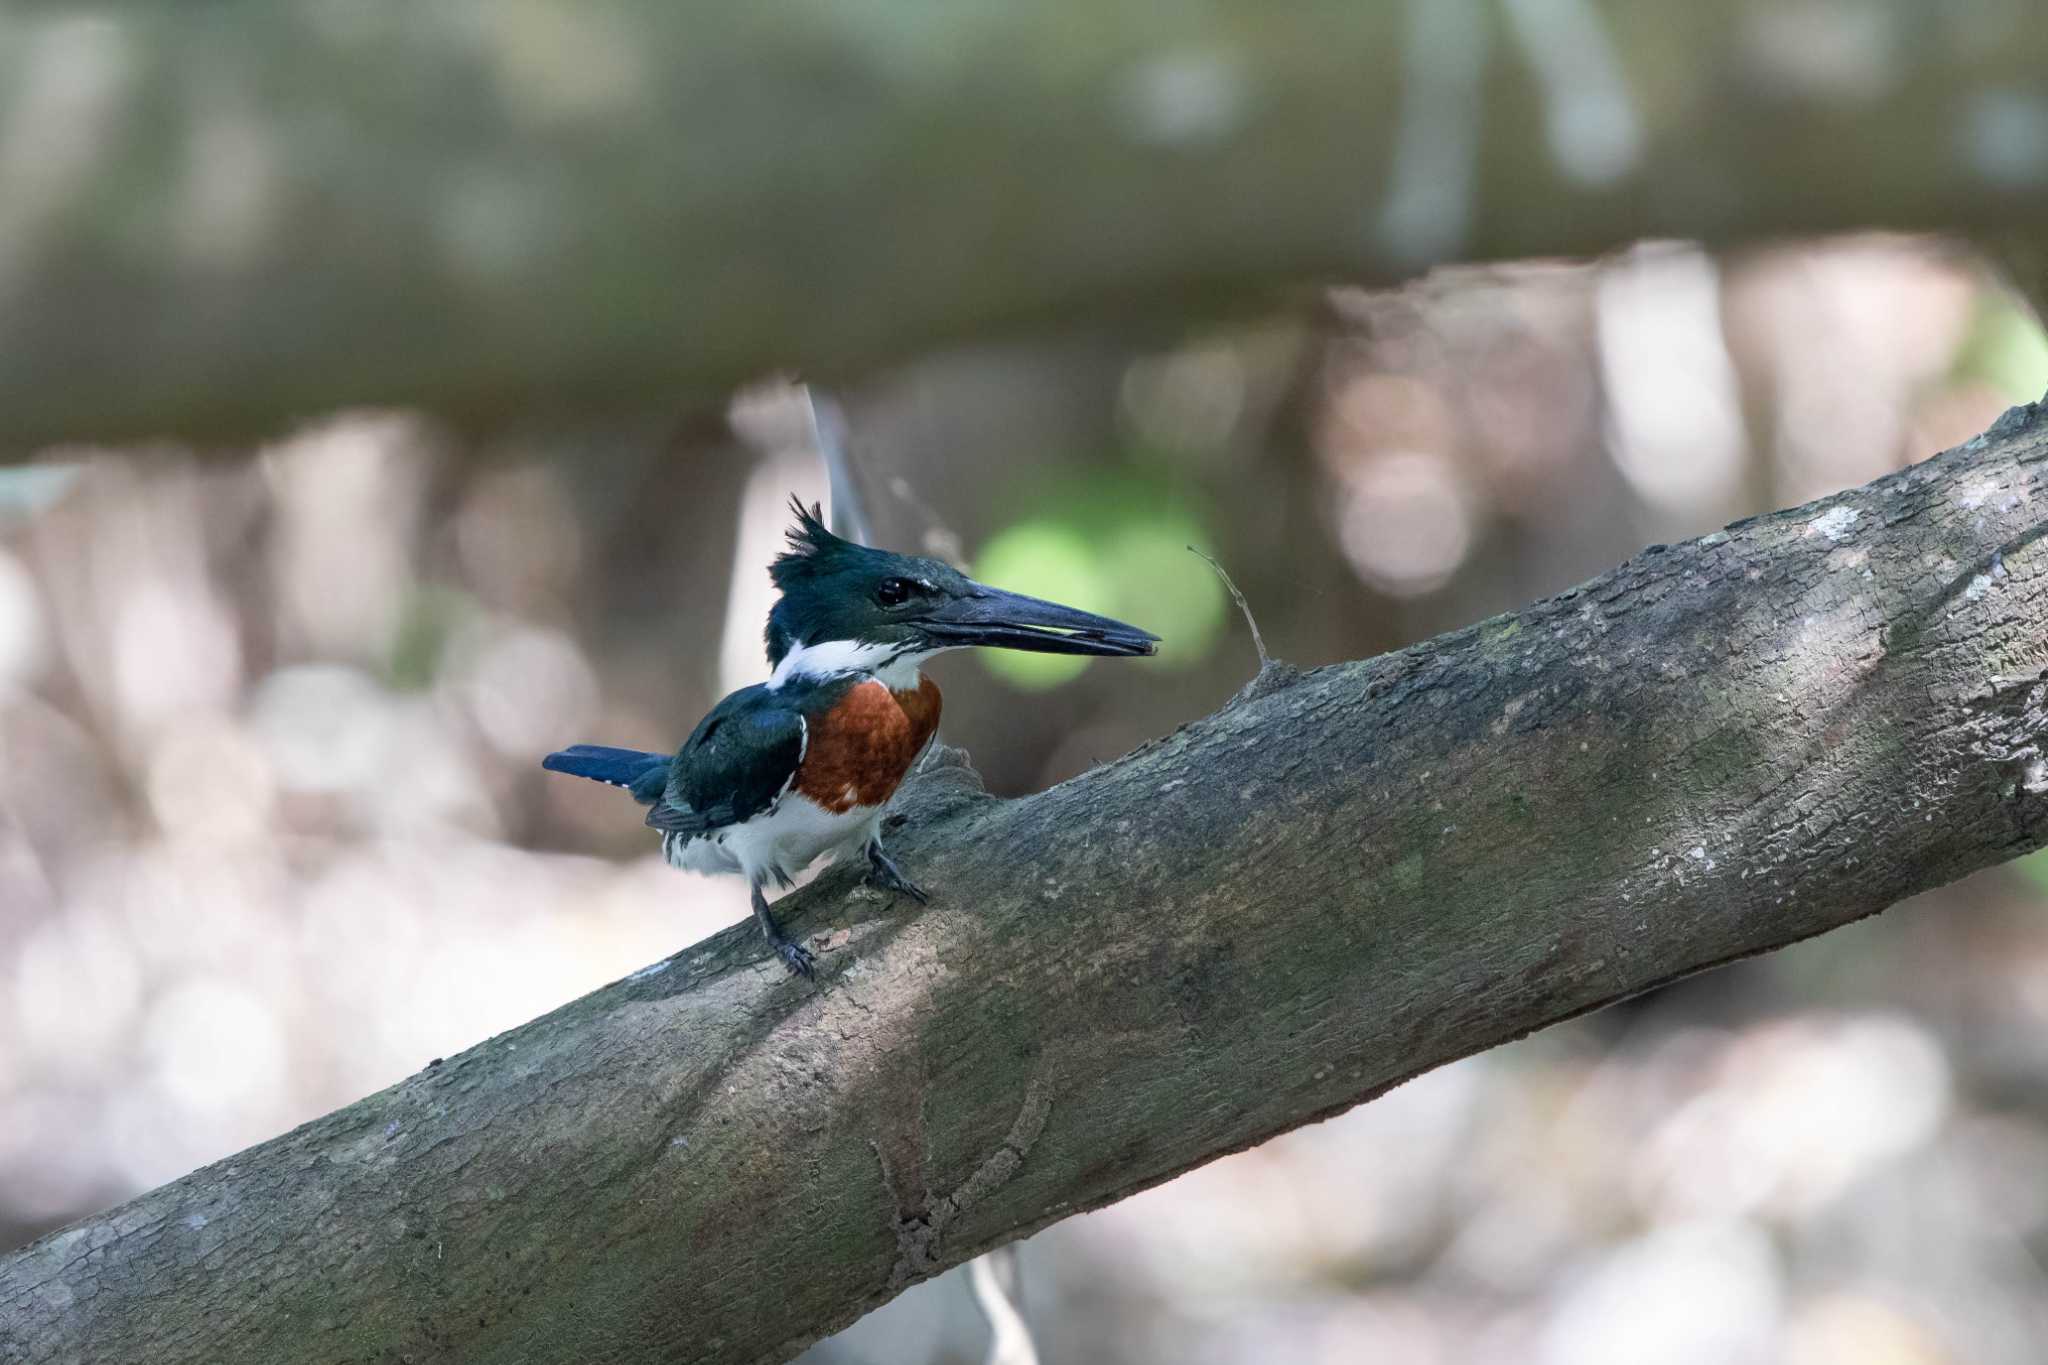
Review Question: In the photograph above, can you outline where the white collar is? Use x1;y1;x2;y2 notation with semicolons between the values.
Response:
768;638;935;691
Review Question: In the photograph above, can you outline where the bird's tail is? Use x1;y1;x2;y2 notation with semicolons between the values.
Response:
541;745;669;803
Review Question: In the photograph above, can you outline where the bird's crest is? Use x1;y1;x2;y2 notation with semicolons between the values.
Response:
769;496;862;589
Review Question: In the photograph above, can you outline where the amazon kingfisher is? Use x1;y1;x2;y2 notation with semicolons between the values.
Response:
543;500;1158;978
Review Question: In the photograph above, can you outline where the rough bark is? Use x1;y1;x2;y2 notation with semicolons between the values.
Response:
1;0;2045;445
6;397;2048;1363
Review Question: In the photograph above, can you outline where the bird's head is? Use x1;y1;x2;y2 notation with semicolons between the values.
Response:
764;499;1158;672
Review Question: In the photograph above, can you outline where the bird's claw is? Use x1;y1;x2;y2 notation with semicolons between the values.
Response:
865;847;929;904
777;939;816;979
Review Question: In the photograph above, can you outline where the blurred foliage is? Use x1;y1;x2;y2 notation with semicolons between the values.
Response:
387;586;470;693
6;238;2048;1364
973;521;1111;690
2008;847;2048;897
4;3;2048;1358
1954;290;2048;401
970;473;1224;690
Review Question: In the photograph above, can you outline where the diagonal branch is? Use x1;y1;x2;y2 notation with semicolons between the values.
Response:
6;397;2048;1364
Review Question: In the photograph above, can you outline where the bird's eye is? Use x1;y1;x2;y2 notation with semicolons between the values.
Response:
875;577;912;607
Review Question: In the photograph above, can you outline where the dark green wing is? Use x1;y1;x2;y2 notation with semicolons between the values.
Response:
644;684;807;837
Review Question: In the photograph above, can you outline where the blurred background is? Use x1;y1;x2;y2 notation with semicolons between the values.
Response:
3;233;2048;1362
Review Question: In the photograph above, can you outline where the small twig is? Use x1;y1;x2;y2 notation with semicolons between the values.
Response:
1188;545;1270;670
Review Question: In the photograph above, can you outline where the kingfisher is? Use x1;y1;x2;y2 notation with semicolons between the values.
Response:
543;500;1158;978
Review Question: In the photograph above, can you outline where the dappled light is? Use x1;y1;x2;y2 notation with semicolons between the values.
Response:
4;238;2048;1355
5;2;2048;1340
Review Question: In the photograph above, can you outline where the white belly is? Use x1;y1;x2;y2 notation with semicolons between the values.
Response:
662;794;880;888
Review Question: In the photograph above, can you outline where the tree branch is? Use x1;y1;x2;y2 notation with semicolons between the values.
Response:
5;396;2047;1361
2;0;2045;445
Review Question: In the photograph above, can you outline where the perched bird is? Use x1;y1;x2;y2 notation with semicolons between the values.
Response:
544;501;1158;978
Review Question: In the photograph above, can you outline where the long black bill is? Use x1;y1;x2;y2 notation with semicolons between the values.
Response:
919;586;1159;657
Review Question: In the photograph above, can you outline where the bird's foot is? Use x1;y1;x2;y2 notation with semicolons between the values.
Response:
865;844;929;905
775;937;817;979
